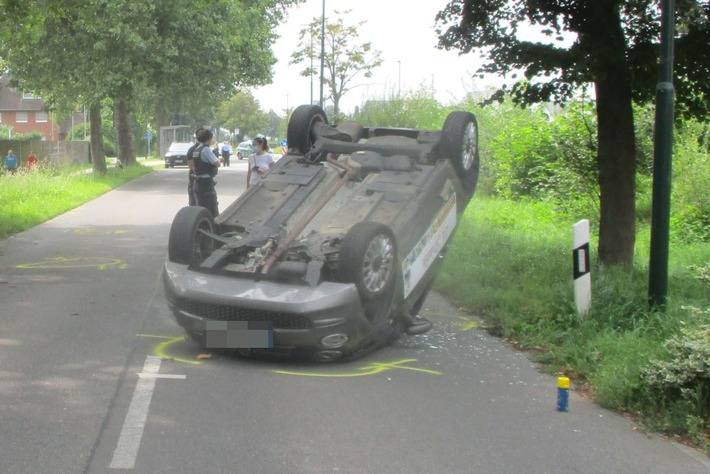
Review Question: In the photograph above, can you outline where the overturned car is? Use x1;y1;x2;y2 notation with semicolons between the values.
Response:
163;105;480;361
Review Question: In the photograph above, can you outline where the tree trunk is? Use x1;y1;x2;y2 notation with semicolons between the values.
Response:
89;105;107;175
591;4;637;266
115;99;136;165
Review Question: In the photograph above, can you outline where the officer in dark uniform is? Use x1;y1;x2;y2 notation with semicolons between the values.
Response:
192;128;221;217
185;127;205;206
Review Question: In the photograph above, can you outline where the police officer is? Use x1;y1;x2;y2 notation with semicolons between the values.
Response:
186;127;205;206
191;128;221;217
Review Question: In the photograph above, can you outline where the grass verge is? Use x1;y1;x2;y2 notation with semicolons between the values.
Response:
0;163;153;239
437;196;710;452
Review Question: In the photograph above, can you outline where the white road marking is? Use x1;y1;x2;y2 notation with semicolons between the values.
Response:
138;373;187;380
109;356;185;469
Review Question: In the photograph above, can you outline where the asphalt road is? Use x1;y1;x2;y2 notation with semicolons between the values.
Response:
1;160;708;474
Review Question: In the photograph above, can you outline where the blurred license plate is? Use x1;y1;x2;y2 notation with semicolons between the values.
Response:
202;321;274;349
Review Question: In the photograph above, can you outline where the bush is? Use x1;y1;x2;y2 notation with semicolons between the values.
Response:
638;322;710;445
438;196;710;450
13;131;45;141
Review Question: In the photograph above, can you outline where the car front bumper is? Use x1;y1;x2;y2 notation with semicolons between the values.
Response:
165;156;188;166
162;261;373;358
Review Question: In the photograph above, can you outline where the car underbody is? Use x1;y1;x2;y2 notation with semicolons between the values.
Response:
163;105;480;361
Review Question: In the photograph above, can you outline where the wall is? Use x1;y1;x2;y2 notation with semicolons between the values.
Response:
0;140;90;167
1;111;61;141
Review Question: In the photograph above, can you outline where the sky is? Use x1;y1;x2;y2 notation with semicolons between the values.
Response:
250;0;500;115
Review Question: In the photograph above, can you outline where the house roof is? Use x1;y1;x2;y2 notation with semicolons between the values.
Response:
0;74;46;112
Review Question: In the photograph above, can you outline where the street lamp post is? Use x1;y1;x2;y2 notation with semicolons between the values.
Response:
309;30;314;105
319;0;326;109
648;0;676;309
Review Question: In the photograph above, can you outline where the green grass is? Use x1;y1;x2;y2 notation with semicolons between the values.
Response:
437;196;710;451
2;165;707;450
0;163;153;239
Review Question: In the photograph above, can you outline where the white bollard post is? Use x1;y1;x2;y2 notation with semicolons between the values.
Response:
573;219;591;316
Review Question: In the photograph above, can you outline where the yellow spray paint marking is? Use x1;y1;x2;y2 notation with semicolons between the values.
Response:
273;358;442;378
63;228;129;235
16;256;126;270
137;334;203;366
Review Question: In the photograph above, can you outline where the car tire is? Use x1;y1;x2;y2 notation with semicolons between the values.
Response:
287;104;328;154
440;111;480;195
168;206;215;266
337;222;397;302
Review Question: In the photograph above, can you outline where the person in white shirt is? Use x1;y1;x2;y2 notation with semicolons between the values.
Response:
220;140;232;166
246;136;275;189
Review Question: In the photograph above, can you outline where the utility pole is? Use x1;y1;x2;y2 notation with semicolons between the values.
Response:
310;31;314;105
648;0;676;309
319;0;326;109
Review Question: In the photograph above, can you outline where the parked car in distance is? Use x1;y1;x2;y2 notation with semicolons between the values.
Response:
164;142;193;168
236;140;253;160
163;105;480;362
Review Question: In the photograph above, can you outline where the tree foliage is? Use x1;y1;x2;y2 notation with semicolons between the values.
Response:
435;0;710;265
290;9;383;124
215;90;270;141
353;87;448;129
0;0;299;171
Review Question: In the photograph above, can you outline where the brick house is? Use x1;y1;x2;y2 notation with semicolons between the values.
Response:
0;73;84;141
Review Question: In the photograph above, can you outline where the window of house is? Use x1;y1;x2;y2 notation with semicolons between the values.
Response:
0;112;3;123
16;112;28;123
22;92;37;99
36;111;48;123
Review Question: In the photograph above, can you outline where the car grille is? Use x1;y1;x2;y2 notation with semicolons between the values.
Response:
177;299;313;329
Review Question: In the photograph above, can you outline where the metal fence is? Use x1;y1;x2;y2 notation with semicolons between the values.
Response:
0;140;90;167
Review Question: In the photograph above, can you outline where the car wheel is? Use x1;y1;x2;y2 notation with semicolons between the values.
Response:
338;222;397;302
440;111;480;195
287;104;328;154
168;207;215;266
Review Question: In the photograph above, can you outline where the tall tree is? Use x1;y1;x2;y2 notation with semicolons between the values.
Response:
0;0;299;172
290;10;383;124
436;0;710;265
145;0;293;153
216;90;269;140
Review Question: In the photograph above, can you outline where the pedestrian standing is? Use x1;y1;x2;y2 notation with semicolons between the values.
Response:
4;149;18;174
193;128;221;217
26;151;37;170
246;136;275;189
221;140;232;167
